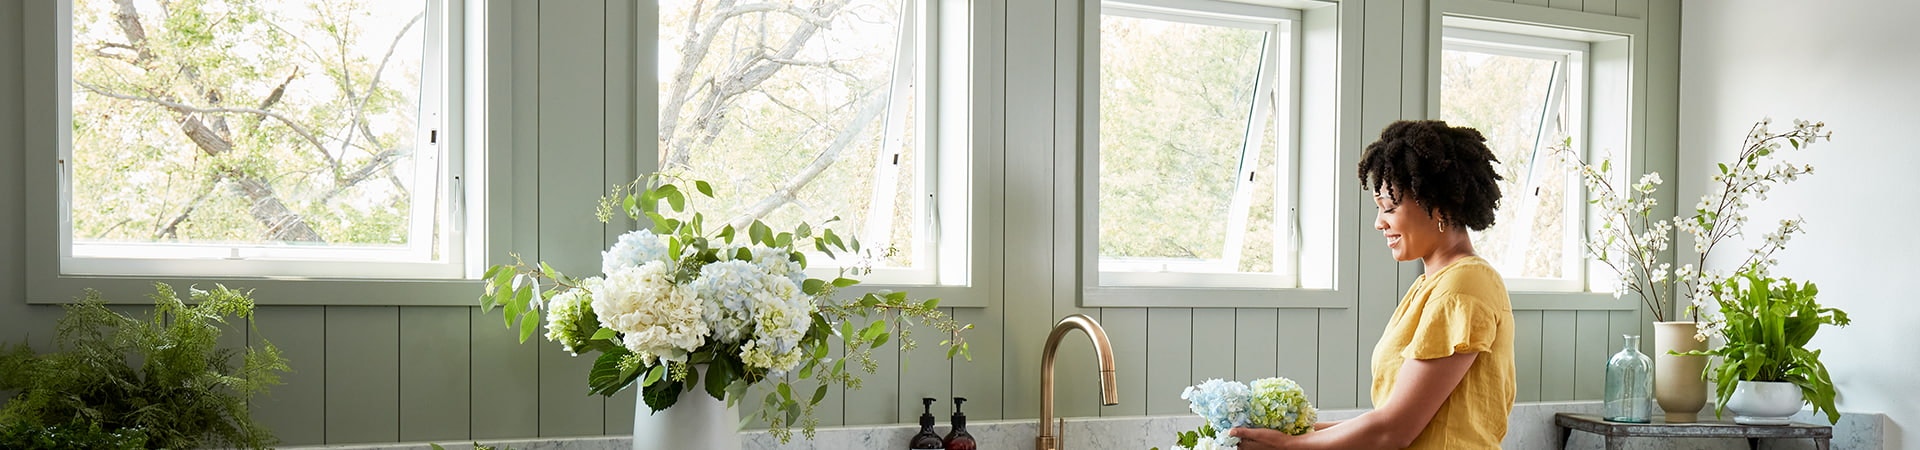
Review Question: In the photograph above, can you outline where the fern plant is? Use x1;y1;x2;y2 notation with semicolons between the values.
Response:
1687;266;1851;424
0;283;290;449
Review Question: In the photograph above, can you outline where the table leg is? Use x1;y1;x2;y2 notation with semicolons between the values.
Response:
1605;436;1624;450
1815;438;1831;450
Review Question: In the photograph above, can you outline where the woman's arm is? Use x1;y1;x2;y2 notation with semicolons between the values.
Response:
1230;352;1477;450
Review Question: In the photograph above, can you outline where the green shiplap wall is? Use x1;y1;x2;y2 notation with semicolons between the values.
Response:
0;0;1681;445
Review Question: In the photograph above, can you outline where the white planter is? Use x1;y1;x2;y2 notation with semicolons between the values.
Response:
1724;380;1803;425
632;390;742;450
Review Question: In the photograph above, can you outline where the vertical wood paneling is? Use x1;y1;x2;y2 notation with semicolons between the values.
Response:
536;0;608;437
469;308;539;439
325;306;401;444
1355;0;1404;411
1615;0;1647;19
252;306;326;446
1047;0;1102;422
1400;0;1428;119
1550;0;1585;11
1514;310;1544;402
1144;308;1192;415
400;307;472;442
1575;310;1610;399
1315;0;1366;412
1100;308;1148;417
1583;0;1617;16
847;328;902;425
897;309;955;423
1234;308;1279;381
1275;309;1320;402
1191;309;1237;382
1516;0;1552;7
1540;311;1578;401
951;0;1008;423
601;0;640;434
999;0;1054;423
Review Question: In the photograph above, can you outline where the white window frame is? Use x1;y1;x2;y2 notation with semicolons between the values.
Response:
25;0;508;304
1080;0;1347;308
1441;27;1590;293
1429;1;1645;310
649;0;989;306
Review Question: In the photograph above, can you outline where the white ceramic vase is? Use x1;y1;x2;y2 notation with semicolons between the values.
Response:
1724;380;1803;425
1652;321;1708;422
632;390;742;450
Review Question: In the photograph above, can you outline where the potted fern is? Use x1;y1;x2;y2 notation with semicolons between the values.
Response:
0;283;289;449
1689;265;1850;425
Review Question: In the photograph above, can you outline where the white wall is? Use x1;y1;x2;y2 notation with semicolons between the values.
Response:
1680;1;1919;448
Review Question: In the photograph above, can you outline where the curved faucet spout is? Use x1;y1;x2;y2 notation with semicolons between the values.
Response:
1037;314;1118;450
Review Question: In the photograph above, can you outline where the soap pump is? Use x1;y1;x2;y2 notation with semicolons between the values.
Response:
910;397;945;449
943;397;976;450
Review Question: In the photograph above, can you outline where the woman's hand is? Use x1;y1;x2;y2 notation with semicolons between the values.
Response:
1228;427;1299;450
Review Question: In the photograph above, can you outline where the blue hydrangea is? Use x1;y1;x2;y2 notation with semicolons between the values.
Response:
690;260;765;344
602;229;673;274
1183;378;1252;446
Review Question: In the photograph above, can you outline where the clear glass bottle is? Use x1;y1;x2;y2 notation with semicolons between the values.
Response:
1604;334;1653;423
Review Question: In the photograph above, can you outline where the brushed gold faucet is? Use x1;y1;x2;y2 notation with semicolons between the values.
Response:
1037;314;1118;450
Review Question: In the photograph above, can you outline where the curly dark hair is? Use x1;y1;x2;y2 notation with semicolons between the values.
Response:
1356;120;1504;231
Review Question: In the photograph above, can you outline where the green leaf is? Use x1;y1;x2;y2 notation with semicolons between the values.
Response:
811;385;828;405
832;277;860;288
861;320;888;341
643;378;684;412
591;327;618;341
518;312;538;344
750;221;774;246
870;332;890;349
695;180;714;197
777;382;793;401
705;361;732;401
735;247;754;262
802;279;827;296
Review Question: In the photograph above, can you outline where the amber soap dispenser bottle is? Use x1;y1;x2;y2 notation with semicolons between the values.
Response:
943;397;976;450
910;397;945;449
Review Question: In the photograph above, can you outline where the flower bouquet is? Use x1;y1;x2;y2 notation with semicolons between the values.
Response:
478;175;970;441
1165;377;1317;449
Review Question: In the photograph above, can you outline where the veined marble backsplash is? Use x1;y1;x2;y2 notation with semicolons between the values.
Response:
289;401;1884;450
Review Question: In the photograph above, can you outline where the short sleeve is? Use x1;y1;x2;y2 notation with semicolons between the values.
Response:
1401;294;1499;360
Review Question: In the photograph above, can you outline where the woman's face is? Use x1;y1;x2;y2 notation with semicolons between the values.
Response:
1373;189;1444;262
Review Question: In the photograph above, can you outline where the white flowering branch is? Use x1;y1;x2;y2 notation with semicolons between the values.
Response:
1565;118;1831;331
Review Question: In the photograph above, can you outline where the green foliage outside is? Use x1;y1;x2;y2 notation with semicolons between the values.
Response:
1685;267;1850;424
1098;14;1273;265
1439;49;1573;279
70;0;430;246
0;283;290;449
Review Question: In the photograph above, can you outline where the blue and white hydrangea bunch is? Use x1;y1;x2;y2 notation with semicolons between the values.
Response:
690;255;814;375
1183;379;1253;447
1175;376;1319;448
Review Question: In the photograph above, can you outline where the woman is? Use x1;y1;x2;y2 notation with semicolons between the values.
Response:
1232;120;1517;449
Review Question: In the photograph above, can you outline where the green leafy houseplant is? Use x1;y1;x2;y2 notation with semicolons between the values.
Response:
1688;266;1850;424
479;175;971;442
0;283;290;449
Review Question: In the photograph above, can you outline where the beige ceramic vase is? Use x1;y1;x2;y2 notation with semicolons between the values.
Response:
1653;321;1709;422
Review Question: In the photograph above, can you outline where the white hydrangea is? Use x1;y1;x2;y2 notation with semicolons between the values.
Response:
740;276;812;375
692;260;767;344
545;287;593;355
602;229;674;274
592;261;707;364
744;245;808;286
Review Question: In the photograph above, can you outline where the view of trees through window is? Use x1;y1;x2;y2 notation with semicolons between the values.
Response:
1097;7;1286;277
657;0;925;272
1440;42;1578;282
69;0;439;257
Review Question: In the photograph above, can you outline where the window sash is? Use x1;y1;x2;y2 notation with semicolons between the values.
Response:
1442;27;1590;292
57;0;468;280
1093;0;1303;289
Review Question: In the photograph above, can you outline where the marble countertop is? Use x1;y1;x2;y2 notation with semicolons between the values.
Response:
289;401;1883;450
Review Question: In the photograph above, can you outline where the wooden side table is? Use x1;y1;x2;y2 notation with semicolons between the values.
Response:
1554;413;1832;450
